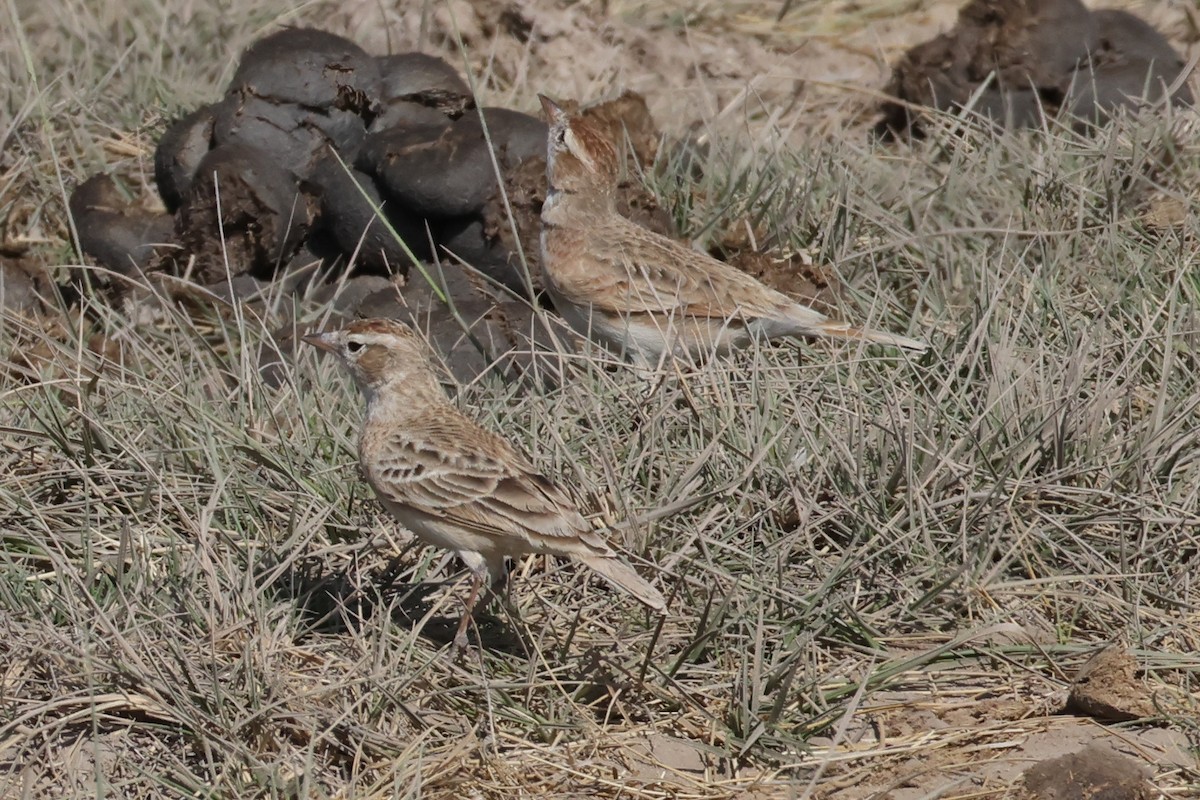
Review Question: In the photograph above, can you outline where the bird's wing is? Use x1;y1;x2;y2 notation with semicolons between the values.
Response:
555;218;794;321
366;412;599;550
555;219;927;352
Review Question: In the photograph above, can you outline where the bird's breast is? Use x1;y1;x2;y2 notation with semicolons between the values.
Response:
541;187;567;223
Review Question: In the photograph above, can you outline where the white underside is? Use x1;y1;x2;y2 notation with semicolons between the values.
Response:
379;496;509;582
541;287;753;364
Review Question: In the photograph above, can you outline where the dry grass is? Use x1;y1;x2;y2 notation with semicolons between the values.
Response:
3;1;1200;797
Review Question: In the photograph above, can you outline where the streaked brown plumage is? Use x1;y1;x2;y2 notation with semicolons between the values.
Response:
537;94;928;363
303;319;666;645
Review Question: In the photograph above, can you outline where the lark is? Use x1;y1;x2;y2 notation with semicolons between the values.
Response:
537;94;928;364
303;319;666;645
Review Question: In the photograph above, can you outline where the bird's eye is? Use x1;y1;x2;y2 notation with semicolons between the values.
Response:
346;340;364;354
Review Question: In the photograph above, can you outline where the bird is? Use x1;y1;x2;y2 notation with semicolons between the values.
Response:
302;318;666;646
537;94;928;365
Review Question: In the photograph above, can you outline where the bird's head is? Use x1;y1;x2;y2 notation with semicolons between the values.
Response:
538;94;620;197
302;318;440;402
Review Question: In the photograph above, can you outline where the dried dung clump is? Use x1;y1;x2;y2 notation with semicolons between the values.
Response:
877;0;1192;137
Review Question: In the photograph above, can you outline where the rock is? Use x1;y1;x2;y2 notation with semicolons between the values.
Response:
1092;9;1190;65
154;105;217;213
69;174;174;276
962;87;1046;130
963;0;1098;89
351;265;566;386
461;107;547;165
144;255;320;323
1063;11;1193;128
877;0;1094;134
310;273;396;315
370;100;458;133
479;156;548;290
74;29;683;353
376;53;470;103
201;272;270;305
212;94;328;176
356;122;450;207
257;320;304;390
277;241;337;286
212;92;367;178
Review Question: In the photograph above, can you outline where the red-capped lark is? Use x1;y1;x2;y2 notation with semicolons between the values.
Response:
303;318;666;647
537;94;928;363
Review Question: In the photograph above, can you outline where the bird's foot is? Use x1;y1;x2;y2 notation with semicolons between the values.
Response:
449;630;474;657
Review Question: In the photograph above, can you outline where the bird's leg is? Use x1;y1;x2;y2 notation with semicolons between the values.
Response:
450;552;511;651
489;563;522;625
628;347;671;400
473;555;519;630
452;572;484;651
669;352;702;414
488;568;510;604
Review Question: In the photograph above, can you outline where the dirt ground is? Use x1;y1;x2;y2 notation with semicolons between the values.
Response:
598;641;1195;799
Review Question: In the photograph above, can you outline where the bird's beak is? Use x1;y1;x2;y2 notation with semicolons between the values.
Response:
301;331;339;354
538;93;563;122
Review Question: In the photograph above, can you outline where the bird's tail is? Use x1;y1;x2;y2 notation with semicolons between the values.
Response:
817;320;928;353
575;552;667;613
771;303;928;353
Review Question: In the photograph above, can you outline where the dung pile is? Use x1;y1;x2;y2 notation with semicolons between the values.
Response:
877;0;1192;137
67;27;671;383
75;28;551;292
